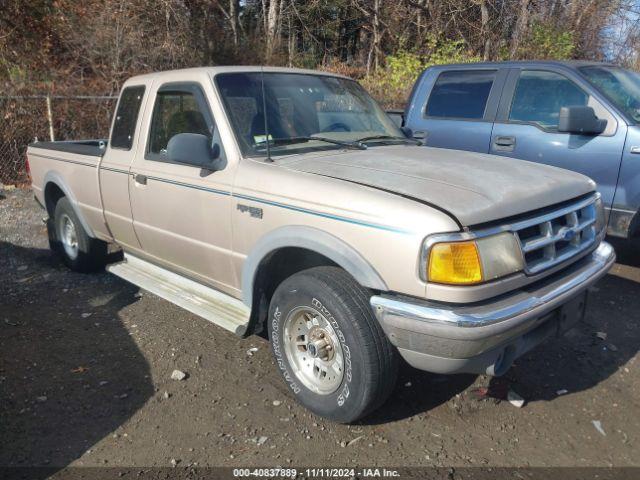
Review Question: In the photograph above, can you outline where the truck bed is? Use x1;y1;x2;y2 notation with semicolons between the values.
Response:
29;139;108;157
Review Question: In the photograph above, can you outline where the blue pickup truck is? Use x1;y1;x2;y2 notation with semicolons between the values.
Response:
395;61;640;240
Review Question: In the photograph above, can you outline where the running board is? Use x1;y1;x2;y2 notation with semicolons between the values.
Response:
107;254;250;336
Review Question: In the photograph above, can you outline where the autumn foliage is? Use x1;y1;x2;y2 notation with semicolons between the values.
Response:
0;0;638;183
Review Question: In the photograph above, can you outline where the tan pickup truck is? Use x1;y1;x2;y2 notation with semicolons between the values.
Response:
28;66;615;422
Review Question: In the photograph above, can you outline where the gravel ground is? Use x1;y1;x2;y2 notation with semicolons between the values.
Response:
1;187;639;473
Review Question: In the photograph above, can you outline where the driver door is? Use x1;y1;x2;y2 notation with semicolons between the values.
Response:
128;81;236;292
490;68;626;210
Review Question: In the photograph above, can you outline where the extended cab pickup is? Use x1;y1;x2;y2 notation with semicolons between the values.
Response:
399;60;640;241
28;66;615;422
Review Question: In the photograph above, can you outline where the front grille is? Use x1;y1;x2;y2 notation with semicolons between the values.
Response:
512;196;598;275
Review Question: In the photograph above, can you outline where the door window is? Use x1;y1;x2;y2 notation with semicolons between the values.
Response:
147;84;214;161
509;70;589;129
425;70;496;120
111;85;145;150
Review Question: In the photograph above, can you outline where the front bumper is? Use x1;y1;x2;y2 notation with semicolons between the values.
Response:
370;241;615;376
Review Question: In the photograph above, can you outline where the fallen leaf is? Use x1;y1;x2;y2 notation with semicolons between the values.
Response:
592;420;606;436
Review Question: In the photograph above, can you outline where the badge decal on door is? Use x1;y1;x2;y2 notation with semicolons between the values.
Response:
237;204;263;219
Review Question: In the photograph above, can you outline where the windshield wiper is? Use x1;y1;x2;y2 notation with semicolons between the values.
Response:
256;136;367;151
354;134;422;145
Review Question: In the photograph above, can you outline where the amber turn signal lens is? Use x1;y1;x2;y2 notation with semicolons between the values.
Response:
428;241;483;285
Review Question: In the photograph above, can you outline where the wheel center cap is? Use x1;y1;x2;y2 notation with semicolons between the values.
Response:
306;333;332;360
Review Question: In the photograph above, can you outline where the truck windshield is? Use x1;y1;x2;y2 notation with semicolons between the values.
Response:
580;66;640;124
215;72;405;157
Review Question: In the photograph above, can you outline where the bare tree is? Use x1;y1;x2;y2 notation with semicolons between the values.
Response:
266;0;281;58
510;0;530;58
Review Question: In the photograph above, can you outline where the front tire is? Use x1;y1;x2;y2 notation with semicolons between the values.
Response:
268;266;398;423
49;197;108;272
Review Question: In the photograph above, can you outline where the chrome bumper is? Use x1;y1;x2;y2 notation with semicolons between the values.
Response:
370;242;615;375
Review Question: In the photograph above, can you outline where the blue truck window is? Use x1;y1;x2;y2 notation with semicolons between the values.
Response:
111;86;145;150
509;70;588;129
580;66;640;124
425;70;496;119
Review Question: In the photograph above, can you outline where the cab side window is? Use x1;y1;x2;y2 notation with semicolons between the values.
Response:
111;85;145;150
509;70;589;130
425;70;496;120
147;84;214;160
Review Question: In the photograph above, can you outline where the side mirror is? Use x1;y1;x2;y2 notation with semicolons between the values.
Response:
558;106;607;135
400;126;413;138
166;133;220;168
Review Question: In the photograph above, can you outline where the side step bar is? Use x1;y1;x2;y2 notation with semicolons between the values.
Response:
107;254;250;336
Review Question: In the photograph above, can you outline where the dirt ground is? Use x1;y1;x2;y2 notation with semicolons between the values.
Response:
1;186;639;474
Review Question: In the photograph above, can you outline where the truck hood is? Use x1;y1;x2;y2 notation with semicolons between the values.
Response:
278;145;596;226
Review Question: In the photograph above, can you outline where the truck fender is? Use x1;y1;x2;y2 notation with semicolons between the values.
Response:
43;171;96;238
241;226;388;307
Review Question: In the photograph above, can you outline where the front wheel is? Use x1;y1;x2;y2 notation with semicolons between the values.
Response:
268;266;398;423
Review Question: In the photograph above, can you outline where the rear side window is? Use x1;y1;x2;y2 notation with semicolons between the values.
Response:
110;86;145;150
425;70;496;120
509;70;589;129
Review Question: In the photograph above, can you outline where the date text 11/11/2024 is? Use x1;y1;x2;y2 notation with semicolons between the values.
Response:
232;468;401;478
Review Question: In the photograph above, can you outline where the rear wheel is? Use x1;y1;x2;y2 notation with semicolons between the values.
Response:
268;266;398;423
49;197;108;272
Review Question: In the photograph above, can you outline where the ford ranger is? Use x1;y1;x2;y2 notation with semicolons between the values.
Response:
28;66;615;423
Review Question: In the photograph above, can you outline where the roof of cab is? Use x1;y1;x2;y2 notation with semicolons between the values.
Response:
426;60;617;70
125;66;351;84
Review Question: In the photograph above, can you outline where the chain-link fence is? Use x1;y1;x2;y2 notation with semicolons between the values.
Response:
0;95;117;186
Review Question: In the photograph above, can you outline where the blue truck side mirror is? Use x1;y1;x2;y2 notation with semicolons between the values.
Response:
558;106;607;135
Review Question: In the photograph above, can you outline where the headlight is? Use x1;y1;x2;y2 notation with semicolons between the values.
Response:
594;195;606;234
426;232;524;285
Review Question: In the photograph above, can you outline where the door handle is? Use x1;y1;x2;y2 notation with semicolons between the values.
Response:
413;130;428;141
134;174;147;185
493;135;516;151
